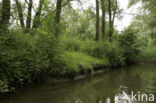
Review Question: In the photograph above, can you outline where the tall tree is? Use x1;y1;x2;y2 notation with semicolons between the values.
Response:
108;0;112;41
55;0;63;24
0;2;2;20
128;0;156;37
101;0;106;40
95;0;100;41
26;0;33;30
0;0;11;32
33;0;44;29
112;0;117;29
54;0;63;37
108;0;118;41
15;0;25;28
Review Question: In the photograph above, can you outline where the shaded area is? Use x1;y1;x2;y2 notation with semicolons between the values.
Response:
1;64;156;103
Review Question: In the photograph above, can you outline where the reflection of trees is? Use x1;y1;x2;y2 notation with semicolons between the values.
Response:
51;65;156;103
120;64;156;100
60;69;128;103
63;65;156;103
121;66;143;93
2;65;156;103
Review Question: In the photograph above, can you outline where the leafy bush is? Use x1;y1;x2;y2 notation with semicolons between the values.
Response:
93;42;125;66
80;40;99;56
119;29;140;63
0;30;58;91
60;36;82;51
139;46;156;62
0;80;9;93
0;32;35;85
80;41;125;66
138;38;156;62
60;36;125;67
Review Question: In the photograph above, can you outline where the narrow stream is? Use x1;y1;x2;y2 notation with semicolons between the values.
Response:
1;64;156;103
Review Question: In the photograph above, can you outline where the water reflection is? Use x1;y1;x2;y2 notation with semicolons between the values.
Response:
1;64;156;103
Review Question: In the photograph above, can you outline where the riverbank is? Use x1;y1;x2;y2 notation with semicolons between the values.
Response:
0;29;155;94
0;31;146;94
0;61;121;94
1;64;156;103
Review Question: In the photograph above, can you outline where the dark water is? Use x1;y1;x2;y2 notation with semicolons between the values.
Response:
1;64;156;103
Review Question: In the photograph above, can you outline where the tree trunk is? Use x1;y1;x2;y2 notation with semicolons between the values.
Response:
0;2;2;19
15;0;25;28
108;0;112;42
32;0;44;29
55;0;63;24
54;0;63;37
111;10;116;35
95;0;100;41
0;0;10;32
26;0;33;31
112;0;117;32
101;0;106;41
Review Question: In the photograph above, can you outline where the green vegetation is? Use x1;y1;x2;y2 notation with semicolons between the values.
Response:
60;51;105;74
139;38;156;62
0;0;156;93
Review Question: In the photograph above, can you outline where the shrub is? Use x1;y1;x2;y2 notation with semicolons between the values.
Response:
80;41;125;66
139;46;156;62
138;38;156;62
119;29;140;63
0;30;58;91
60;36;82;51
0;32;35;86
80;40;99;56
0;80;9;93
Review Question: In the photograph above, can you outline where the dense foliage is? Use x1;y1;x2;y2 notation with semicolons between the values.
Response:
0;0;156;93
